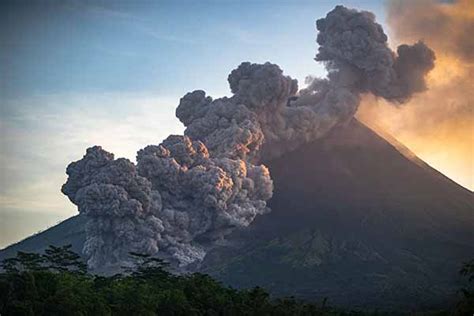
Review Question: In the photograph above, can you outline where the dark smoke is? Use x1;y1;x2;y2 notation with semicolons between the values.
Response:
63;139;272;269
136;135;272;265
178;6;434;161
314;6;434;102
62;5;434;270
61;146;164;269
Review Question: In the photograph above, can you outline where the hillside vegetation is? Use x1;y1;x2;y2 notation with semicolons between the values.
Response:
0;245;472;316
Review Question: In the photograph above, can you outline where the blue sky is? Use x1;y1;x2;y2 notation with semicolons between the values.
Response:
0;0;386;248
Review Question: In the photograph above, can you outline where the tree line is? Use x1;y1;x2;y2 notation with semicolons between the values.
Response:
0;245;472;315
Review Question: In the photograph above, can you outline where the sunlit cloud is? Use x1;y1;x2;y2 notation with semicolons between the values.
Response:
357;0;474;191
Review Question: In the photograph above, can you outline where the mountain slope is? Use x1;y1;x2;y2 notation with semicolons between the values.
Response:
199;119;474;310
1;119;472;310
0;215;86;261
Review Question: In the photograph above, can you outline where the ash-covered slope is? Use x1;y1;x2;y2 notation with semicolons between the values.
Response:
199;118;474;310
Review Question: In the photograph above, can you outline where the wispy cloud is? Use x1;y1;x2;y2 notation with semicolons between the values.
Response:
77;3;197;44
134;23;197;44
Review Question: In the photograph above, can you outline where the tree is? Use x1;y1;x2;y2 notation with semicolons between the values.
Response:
4;246;457;315
126;252;170;281
43;245;87;274
0;252;45;273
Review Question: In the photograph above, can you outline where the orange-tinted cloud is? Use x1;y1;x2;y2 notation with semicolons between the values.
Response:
357;0;474;190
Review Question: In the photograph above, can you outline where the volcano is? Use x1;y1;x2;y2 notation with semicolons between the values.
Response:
198;119;474;310
1;119;472;310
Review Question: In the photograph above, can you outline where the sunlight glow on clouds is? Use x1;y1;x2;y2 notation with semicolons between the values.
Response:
357;0;474;191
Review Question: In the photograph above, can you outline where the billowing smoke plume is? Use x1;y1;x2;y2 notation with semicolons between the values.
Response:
177;6;434;160
357;0;473;190
135;135;272;265
63;138;272;268
63;5;434;270
61;146;164;269
313;6;434;102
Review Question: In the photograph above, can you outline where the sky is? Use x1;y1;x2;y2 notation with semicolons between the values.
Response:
0;0;471;249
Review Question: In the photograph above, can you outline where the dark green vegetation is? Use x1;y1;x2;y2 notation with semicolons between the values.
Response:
0;247;365;316
1;246;472;316
1;119;473;311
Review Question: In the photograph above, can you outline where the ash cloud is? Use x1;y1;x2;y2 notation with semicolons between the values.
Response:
63;5;435;270
136;135;272;265
61;146;164;270
63;138;272;269
178;6;434;161
312;5;434;102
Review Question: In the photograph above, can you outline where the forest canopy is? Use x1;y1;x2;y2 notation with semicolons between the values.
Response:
0;245;472;316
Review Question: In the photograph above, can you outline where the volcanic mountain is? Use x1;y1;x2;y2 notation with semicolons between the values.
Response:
1;119;473;310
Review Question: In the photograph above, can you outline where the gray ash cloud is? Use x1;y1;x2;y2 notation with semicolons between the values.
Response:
62;5;434;270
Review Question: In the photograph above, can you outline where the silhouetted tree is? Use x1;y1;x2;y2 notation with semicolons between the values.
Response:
126;252;170;281
43;245;87;274
1;252;45;273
